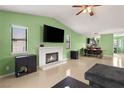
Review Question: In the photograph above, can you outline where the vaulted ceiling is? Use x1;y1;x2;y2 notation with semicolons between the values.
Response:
0;5;124;37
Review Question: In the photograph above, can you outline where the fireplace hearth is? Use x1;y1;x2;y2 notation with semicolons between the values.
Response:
46;52;58;64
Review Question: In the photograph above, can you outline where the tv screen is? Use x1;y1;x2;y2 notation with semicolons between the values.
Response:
43;25;64;43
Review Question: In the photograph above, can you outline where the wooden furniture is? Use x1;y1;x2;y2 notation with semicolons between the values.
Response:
15;54;37;77
84;48;103;58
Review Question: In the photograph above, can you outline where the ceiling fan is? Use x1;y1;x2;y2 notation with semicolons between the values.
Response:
72;5;101;16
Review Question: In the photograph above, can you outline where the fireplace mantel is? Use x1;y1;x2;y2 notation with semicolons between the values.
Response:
39;46;67;70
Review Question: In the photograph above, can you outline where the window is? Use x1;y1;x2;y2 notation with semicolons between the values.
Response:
11;25;28;54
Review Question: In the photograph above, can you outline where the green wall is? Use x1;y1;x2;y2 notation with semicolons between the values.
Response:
114;36;124;53
99;34;113;56
0;10;86;75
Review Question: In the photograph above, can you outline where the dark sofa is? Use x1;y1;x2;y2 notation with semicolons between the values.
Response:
85;64;124;88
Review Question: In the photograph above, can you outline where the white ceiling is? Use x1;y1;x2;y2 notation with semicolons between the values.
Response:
0;5;124;37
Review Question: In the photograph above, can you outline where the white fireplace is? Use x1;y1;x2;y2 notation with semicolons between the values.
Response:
39;46;67;70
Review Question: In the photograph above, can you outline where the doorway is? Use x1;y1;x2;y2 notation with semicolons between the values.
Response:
113;35;124;54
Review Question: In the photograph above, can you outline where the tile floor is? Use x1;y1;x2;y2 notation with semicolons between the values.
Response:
0;54;124;88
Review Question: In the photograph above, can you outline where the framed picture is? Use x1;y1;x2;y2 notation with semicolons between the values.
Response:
66;34;71;49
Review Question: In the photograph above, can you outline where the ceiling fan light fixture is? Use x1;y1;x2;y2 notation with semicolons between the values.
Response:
87;6;92;13
83;9;87;13
87;6;94;16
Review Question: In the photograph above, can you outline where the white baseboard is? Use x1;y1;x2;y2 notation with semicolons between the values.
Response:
0;72;14;79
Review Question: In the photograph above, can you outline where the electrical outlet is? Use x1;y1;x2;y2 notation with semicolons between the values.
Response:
6;66;10;71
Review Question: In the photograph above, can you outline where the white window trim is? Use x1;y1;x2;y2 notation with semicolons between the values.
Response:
11;25;28;55
12;25;28;30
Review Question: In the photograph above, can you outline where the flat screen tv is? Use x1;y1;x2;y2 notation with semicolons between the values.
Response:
43;25;64;43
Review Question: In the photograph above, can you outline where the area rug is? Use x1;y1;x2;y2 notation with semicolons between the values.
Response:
52;76;91;88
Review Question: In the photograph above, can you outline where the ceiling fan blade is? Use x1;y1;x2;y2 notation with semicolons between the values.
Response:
72;5;83;7
93;5;101;7
76;9;84;15
89;11;94;16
